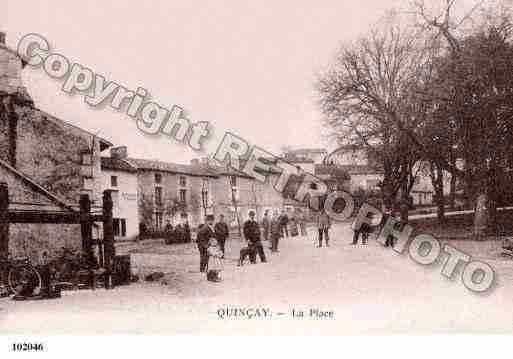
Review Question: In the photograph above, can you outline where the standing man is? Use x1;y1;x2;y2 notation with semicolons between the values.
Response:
317;209;331;247
214;214;229;257
243;210;267;263
164;220;174;244
174;212;192;243
351;218;370;245
261;210;270;242
298;209;308;237
269;211;282;253
279;209;289;238
197;214;216;272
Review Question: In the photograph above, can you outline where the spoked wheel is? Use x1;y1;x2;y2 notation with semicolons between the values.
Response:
8;264;42;297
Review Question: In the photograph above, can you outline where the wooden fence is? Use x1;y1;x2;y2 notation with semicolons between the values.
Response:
0;182;117;289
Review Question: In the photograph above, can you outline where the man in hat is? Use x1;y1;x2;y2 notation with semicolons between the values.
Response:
214;214;229;257
243;210;267;263
164;220;174;244
261;210;270;242
197;214;216;272
317;209;331;247
174;212;191;243
279;209;289;238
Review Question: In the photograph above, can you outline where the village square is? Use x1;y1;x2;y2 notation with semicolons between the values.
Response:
1;0;513;336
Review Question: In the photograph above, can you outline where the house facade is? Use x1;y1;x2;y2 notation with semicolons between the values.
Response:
101;147;139;240
206;164;287;226
121;157;217;229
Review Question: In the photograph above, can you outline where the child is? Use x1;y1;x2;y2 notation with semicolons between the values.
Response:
206;238;223;282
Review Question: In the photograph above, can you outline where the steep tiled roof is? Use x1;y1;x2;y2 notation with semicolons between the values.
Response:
202;163;254;178
101;157;138;173
126;158;218;177
282;154;315;163
287;148;327;154
316;164;383;176
34;108;113;151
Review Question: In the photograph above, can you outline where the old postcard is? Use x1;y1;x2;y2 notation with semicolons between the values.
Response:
1;0;513;356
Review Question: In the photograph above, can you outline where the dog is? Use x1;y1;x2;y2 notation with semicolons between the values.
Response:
238;244;255;266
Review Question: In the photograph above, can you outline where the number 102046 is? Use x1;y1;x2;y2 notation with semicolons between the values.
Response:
12;343;44;351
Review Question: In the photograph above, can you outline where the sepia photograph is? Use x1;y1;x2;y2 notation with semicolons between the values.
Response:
1;0;513;356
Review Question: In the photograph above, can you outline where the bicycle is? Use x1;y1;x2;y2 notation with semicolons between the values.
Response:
6;256;42;297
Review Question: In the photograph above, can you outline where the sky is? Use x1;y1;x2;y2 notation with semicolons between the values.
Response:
3;0;405;163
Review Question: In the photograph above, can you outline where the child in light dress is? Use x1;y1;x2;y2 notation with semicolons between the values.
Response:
206;238;223;282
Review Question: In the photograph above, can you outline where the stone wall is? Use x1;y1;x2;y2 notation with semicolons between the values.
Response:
0;44;26;95
0;163;82;264
9;224;81;265
0;103;105;205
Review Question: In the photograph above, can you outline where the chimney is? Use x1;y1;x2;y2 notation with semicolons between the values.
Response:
110;146;128;160
0;32;5;45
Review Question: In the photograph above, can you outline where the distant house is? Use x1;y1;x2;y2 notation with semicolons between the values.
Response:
314;164;352;191
101;147;139;240
203;161;287;225
281;154;316;173
283;148;328;165
325;145;456;206
321;146;384;193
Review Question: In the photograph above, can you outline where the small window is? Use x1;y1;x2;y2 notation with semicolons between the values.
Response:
113;218;120;237
179;176;187;187
179;189;187;204
155;173;162;184
230;175;237;187
121;219;126;237
155;212;163;230
111;175;118;187
81;152;92;166
230;188;239;201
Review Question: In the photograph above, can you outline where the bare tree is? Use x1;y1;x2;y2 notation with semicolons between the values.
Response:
317;17;433;221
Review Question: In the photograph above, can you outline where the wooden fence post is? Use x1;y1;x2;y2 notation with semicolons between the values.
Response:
80;194;92;256
0;182;9;286
80;194;95;288
103;190;115;289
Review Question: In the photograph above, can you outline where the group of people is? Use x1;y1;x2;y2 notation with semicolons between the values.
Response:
162;213;192;244
193;207;402;283
261;209;308;250
195;209;312;282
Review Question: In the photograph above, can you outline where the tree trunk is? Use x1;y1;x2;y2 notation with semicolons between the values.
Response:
486;159;500;236
400;164;409;224
435;165;445;226
429;162;445;226
473;192;488;240
449;155;457;210
382;160;396;212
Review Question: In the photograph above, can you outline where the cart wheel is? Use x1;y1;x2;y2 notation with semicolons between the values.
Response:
8;265;42;297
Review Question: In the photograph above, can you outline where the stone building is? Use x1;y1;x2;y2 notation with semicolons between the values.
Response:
1;32;112;262
203;163;286;226
117;157;217;229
